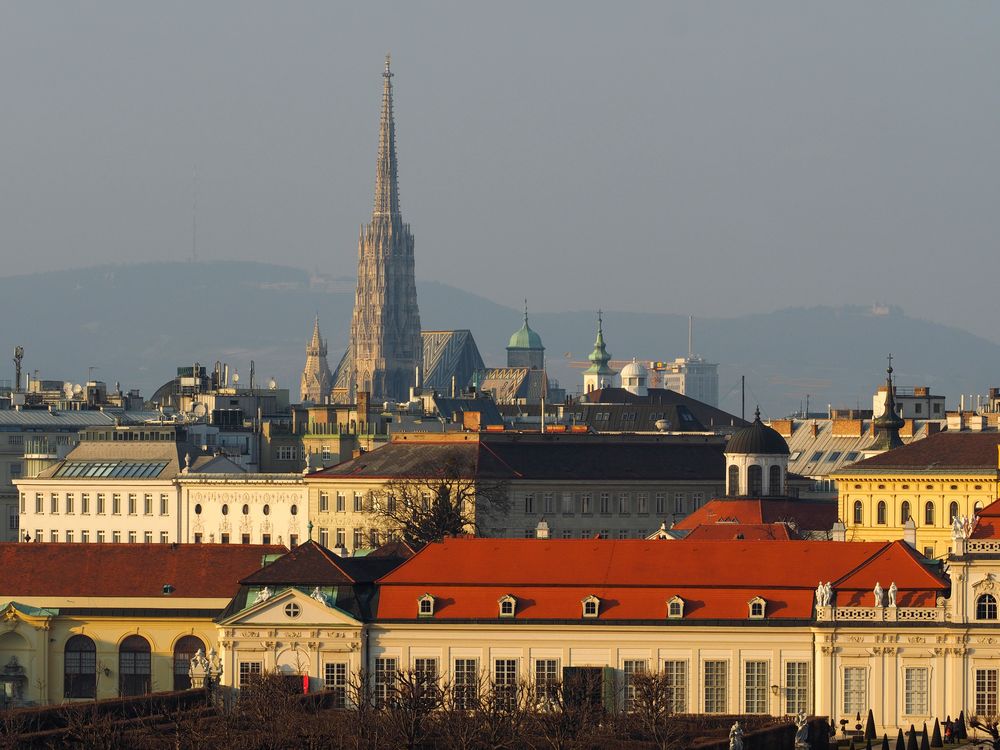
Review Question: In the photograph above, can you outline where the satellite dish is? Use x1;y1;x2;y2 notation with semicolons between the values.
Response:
232;371;240;384
655;419;672;432
63;382;74;398
73;384;84;395
268;378;278;391
191;403;208;418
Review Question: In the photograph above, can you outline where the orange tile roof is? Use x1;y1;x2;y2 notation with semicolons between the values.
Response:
683;523;795;541
375;538;947;621
0;543;287;599
972;499;1000;539
673;498;837;531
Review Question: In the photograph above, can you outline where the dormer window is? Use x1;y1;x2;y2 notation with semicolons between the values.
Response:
498;595;516;618
667;596;684;619
418;594;435;618
748;596;766;620
582;595;600;619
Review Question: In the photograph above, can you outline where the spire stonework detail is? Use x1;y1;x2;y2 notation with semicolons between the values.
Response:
347;55;423;403
300;316;333;403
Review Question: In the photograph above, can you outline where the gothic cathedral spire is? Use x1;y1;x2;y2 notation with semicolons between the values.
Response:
300;315;333;403
347;55;423;403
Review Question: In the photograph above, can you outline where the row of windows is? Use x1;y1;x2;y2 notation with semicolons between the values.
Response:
315;526;390;550
526;491;705;517
24;492;169;517
193;502;290;516
852;499;984;526
63;634;205;699
351;657;810;714
727;464;782;497
29;530;288;545
842;664;1000;718
318;492;366;513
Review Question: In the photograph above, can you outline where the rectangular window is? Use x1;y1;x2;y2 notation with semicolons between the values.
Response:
636;493;649;514
324;662;348;708
239;661;262;688
692;492;704;508
335;528;345;547
35;493;43;514
143;494;152;515
618;493;629;514
600;493;610;514
34;529;42;543
623;659;647;710
353;528;364;549
241;533;251;544
97;530;105;543
655;492;666;515
976;669;998;717
674;493;686;514
50;493;58;514
80;530;89;543
543;493;555;514
704;661;728;713
50;530;58;543
494;658;518;709
374;657;397;708
289;534;298;547
744;661;768;714
319;492;330;512
128;494;137;515
319;528;329;547
535;659;559;701
66;493;74;514
97;493;105;515
843;667;866;715
663;660;687;713
221;533;230;544
112;531;121;544
369;528;379;547
128;531;137;544
143;531;153;544
354;492;364;512
562;530;572;539
454;658;479;710
262;533;271;544
81;493;89;514
785;662;809;716
336;492;346;512
160;531;169;544
580;493;592;514
524;493;535;514
193;533;202;544
322;445;332;461
904;666;928;715
65;530;74;543
160;495;169;515
562;492;574;514
112;494;121;515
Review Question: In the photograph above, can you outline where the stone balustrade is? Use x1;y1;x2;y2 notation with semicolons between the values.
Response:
815;604;947;623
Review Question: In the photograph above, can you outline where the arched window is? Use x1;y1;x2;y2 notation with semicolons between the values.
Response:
924;502;935;526
728;465;740;496
977;594;998;620
768;465;781;496
747;465;763;497
173;635;205;691
64;635;96;699
949;502;960;523
119;635;151;697
900;501;911;524
853;500;863;525
975;501;984;512
877;501;887;525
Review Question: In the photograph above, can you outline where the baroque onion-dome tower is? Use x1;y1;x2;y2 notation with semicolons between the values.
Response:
582;311;617;394
347;55;422;403
300;316;334;403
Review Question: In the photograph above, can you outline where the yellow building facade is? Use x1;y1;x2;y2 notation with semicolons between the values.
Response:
833;432;1000;558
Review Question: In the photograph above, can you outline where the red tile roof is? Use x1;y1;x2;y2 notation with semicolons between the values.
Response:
972;499;1000;539
375;538;947;621
0;543;286;599
683;523;796;541
836;432;1000;472
674;498;838;531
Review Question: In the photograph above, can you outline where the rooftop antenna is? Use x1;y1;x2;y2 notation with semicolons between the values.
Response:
12;346;23;393
88;365;99;382
687;315;693;359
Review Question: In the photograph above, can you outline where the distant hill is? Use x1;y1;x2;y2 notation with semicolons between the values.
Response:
2;261;998;417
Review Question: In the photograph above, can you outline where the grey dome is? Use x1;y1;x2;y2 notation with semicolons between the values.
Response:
726;410;790;456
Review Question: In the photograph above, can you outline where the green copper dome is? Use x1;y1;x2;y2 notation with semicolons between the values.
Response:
507;304;544;350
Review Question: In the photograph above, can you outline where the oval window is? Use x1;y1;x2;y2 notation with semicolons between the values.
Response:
290;504;298;516
194;503;202;515
222;504;229;516
263;504;270;516
242;504;249;515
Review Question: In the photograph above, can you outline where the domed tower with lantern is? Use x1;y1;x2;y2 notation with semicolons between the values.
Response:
724;407;791;497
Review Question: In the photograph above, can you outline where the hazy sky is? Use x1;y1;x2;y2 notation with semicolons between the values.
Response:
2;3;999;340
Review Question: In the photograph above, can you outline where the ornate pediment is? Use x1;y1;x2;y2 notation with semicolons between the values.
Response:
218;587;363;629
973;573;998;593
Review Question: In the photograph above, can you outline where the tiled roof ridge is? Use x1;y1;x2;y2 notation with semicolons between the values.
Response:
375;538;443;585
830;541;893;587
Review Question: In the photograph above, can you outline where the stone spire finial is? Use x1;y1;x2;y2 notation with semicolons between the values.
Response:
373;52;400;218
872;354;904;452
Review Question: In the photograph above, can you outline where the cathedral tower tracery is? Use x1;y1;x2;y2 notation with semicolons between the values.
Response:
346;55;422;403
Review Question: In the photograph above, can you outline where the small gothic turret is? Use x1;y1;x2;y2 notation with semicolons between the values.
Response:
583;311;618;394
300;316;333;403
872;356;905;452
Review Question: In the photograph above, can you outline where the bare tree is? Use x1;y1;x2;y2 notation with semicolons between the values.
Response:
970;715;1000;749
367;452;510;545
624;671;685;750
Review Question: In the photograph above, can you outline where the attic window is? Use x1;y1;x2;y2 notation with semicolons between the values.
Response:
901;484;910;490
789;451;801;461
418;594;435;618
667;596;684;619
925;485;933;490
582;596;600;619
877;484;885;490
499;595;516;618
284;602;300;619
976;485;983;491
748;597;766;620
950;485;958;491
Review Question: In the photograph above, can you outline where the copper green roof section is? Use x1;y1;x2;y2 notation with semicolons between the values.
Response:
507;301;544;350
584;311;616;376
